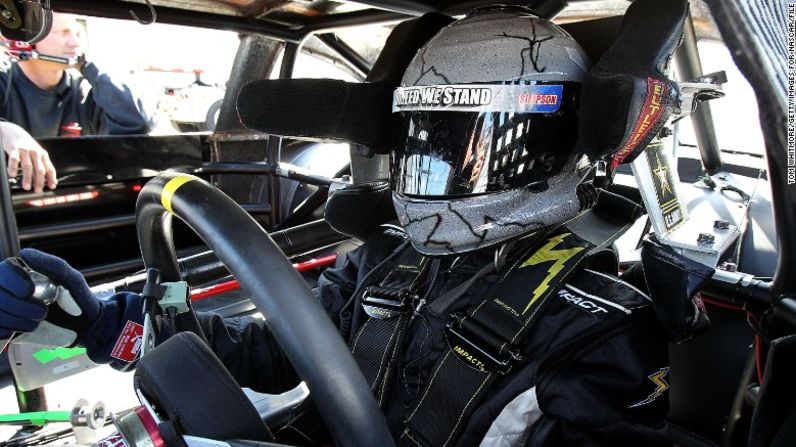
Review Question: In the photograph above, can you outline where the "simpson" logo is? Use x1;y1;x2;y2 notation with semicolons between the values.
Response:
395;86;492;108
518;93;558;106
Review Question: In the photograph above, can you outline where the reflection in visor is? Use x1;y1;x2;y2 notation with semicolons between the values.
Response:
392;109;576;198
397;111;494;196
402;153;453;196
391;82;579;198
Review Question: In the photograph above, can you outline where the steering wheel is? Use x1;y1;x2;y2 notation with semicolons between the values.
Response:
135;173;394;446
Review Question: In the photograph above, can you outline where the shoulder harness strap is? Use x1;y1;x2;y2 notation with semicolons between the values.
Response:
350;243;430;406
402;227;595;447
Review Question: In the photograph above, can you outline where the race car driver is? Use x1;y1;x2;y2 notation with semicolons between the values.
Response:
0;8;682;446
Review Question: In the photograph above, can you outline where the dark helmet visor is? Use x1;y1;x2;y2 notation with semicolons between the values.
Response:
391;82;580;198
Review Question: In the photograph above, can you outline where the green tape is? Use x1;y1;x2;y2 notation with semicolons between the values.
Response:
0;411;71;426
32;347;87;365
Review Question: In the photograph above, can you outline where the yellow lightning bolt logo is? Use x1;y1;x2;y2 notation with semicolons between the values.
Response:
628;367;670;408
519;233;585;315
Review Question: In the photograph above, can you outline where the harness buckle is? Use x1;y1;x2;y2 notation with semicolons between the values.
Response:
362;286;414;319
445;313;523;375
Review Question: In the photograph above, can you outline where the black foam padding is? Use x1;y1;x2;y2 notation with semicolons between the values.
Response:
134;332;273;442
580;75;637;158
578;0;687;163
560;16;624;66
594;188;644;222
566;189;642;250
238;79;388;145
325;181;396;241
593;0;688;74
237;13;453;150
363;12;454;85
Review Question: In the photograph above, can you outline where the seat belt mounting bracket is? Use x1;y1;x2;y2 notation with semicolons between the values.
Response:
446;314;523;375
362;286;416;319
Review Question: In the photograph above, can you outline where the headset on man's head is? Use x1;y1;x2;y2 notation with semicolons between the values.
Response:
0;0;52;44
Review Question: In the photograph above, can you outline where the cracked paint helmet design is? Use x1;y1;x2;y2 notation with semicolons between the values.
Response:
390;6;594;255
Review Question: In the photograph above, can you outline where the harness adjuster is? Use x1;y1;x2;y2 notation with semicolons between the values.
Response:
446;313;523;375
362;286;415;319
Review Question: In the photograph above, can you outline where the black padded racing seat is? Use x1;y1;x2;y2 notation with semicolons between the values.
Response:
134;332;274;442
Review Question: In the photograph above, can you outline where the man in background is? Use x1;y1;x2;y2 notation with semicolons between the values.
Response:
1;12;152;192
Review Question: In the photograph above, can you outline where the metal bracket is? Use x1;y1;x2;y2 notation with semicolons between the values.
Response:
70;399;107;445
672;70;727;122
141;280;190;357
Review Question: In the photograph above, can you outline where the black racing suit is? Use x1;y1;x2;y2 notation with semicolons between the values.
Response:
197;229;672;446
0;62;151;137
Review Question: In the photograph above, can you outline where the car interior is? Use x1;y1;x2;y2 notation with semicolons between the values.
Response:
0;0;793;447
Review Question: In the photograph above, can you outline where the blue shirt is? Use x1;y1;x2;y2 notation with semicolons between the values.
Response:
0;62;152;137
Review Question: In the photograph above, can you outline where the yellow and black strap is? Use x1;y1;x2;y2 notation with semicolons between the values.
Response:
402;227;594;447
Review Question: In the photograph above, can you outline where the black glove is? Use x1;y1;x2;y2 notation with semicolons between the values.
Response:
0;249;145;366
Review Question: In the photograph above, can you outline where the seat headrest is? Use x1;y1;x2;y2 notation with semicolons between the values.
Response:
325;180;396;241
577;0;688;168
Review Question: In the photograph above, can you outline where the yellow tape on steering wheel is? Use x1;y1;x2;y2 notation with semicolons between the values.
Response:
161;175;196;213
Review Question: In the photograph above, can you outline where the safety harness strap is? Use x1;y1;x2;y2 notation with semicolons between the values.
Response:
402;228;595;447
350;247;429;405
